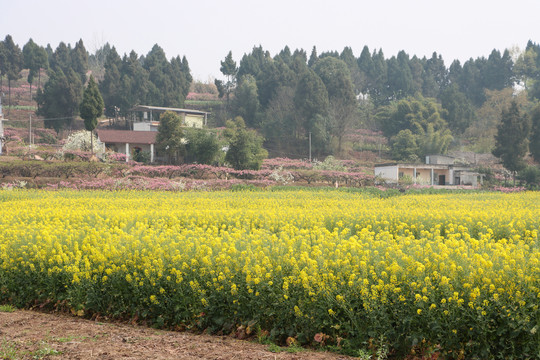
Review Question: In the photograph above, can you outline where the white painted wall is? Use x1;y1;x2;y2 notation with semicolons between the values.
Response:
133;122;151;131
184;114;204;128
375;165;399;182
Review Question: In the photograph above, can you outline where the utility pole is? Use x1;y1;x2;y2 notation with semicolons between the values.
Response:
308;132;312;162
29;114;32;145
0;97;6;155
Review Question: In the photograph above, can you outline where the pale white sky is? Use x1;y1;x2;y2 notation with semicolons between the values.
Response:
2;0;539;81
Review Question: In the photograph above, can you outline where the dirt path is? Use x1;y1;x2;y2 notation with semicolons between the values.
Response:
0;310;355;359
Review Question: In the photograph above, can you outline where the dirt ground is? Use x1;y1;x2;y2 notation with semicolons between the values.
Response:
0;310;355;360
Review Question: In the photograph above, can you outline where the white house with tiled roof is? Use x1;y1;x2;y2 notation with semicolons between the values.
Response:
97;105;209;163
375;155;484;186
97;130;157;163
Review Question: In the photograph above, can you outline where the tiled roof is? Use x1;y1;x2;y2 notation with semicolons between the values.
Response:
97;130;157;144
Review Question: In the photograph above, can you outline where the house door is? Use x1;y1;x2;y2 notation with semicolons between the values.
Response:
438;175;445;185
455;176;460;185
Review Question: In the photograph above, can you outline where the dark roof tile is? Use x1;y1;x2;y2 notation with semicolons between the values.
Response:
97;130;157;144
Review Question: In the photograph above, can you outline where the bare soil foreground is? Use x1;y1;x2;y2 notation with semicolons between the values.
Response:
1;310;355;360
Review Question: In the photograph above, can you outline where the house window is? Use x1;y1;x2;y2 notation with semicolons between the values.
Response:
399;172;404;178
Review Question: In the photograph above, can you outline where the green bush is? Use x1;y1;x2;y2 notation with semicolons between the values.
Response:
518;166;540;188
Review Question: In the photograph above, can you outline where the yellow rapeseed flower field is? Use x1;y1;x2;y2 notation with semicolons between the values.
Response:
0;189;538;358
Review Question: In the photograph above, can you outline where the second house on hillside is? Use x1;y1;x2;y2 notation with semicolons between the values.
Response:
129;105;209;130
97;105;210;162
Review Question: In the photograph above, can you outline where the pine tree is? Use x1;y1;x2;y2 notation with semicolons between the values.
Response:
529;104;540;163
492;101;531;184
80;76;104;154
3;35;23;116
219;51;237;105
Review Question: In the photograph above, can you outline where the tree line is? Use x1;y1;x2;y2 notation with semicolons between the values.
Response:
0;36;192;133
1;35;540;176
214;42;540;170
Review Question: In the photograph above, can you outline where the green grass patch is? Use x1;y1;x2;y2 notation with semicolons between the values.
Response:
4;105;37;111
0;304;16;312
185;99;224;106
267;343;304;353
0;338;18;360
31;342;62;358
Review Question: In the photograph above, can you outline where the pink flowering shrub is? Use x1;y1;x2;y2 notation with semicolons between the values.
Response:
105;152;128;163
44;176;275;191
262;157;313;170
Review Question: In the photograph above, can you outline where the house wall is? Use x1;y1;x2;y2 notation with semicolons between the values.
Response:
133;122;159;132
459;173;478;186
105;142;152;155
133;122;151;131
425;155;454;165
375;165;399;182
397;167;452;185
432;168;450;185
184;114;204;128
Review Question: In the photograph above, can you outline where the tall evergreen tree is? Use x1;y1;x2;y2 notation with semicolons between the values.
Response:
422;52;447;97
0;41;6;91
368;49;388;106
492;101;531;184
71;39;88;83
340;46;362;94
233;74;260;127
3;35;23;116
100;47;123;117
294;69;330;155
218;51;238;104
22;39;48;101
257;57;294;107
144;44;171;106
484;49;513;91
313;57;357;153
357;45;373;94
386;51;414;100
50;42;71;73
308;46;318;68
529;104;540;163
79;75;104;153
439;84;475;134
460;58;487;106
36;68;82;132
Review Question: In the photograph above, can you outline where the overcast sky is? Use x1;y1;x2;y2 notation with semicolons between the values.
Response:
2;0;539;81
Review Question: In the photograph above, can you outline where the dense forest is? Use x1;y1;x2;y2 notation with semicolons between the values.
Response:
1;35;540;170
215;43;540;162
